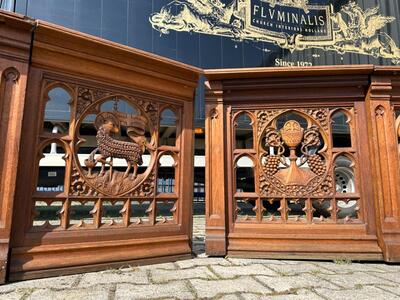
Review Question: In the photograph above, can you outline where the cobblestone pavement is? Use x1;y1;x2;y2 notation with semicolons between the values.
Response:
1;216;400;299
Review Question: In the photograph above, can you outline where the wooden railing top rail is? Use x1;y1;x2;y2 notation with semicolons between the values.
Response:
204;65;400;80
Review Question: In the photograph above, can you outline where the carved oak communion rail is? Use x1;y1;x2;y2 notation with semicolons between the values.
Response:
0;12;200;282
205;66;400;262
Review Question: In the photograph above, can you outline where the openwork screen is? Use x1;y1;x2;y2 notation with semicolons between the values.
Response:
233;108;361;224
32;80;181;230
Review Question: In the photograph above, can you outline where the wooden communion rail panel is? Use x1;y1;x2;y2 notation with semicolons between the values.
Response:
0;12;200;282
204;66;400;262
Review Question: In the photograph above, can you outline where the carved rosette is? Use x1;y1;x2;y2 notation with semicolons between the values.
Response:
70;165;99;197
129;171;156;197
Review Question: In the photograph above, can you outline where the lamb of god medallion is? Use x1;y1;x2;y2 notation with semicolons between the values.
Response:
85;112;149;180
72;98;157;197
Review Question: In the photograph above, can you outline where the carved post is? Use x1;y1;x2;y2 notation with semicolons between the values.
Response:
205;80;227;256
0;13;33;282
366;75;400;262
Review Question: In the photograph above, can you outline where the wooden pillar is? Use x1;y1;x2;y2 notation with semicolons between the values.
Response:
0;12;33;282
366;75;400;262
205;80;227;256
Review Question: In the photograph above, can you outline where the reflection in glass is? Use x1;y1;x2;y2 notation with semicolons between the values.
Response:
262;200;281;221
159;109;177;147
157;155;175;193
335;156;355;194
43;87;71;134
335;155;358;219
102;201;124;225
156;200;175;223
37;142;66;193
235;113;253;149
287;199;306;221
130;200;151;224
236;156;255;192
332;111;351;147
33;200;63;227
236;199;256;219
69;201;95;226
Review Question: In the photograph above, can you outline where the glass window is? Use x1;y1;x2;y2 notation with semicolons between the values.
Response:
332;111;351;148
235;113;253;149
159;109;177;147
43;87;71;134
236;156;255;193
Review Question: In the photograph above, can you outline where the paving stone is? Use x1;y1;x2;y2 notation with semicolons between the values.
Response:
137;262;177;270
279;260;310;265
319;272;398;288
267;262;336;276
150;266;217;283
256;274;340;293
211;264;278;278
27;285;110;300
316;285;399;300
176;257;232;269
0;290;29;300
78;269;149;287
189;277;270;298
312;261;388;274
377;284;400;296
371;263;400;273
0;274;80;293
227;258;287;266
217;294;241;300
115;281;194;299
241;289;323;300
369;272;400;285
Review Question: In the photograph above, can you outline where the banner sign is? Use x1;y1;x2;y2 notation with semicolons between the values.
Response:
150;0;400;65
248;0;332;41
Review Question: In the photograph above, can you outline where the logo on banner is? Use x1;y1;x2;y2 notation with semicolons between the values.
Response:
149;0;400;64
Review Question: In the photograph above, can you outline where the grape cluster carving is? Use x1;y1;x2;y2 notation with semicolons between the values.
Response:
263;155;281;176
308;154;326;176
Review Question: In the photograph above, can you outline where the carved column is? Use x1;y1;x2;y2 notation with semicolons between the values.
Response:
366;75;400;262
0;12;33;282
205;80;227;256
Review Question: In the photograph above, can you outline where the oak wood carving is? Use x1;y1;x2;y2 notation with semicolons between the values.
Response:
0;11;200;282
205;66;400;262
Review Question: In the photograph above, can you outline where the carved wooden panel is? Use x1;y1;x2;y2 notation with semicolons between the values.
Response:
204;68;394;261
231;108;361;224
30;79;182;231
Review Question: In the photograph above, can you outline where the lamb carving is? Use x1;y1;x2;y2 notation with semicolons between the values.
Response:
85;112;148;180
